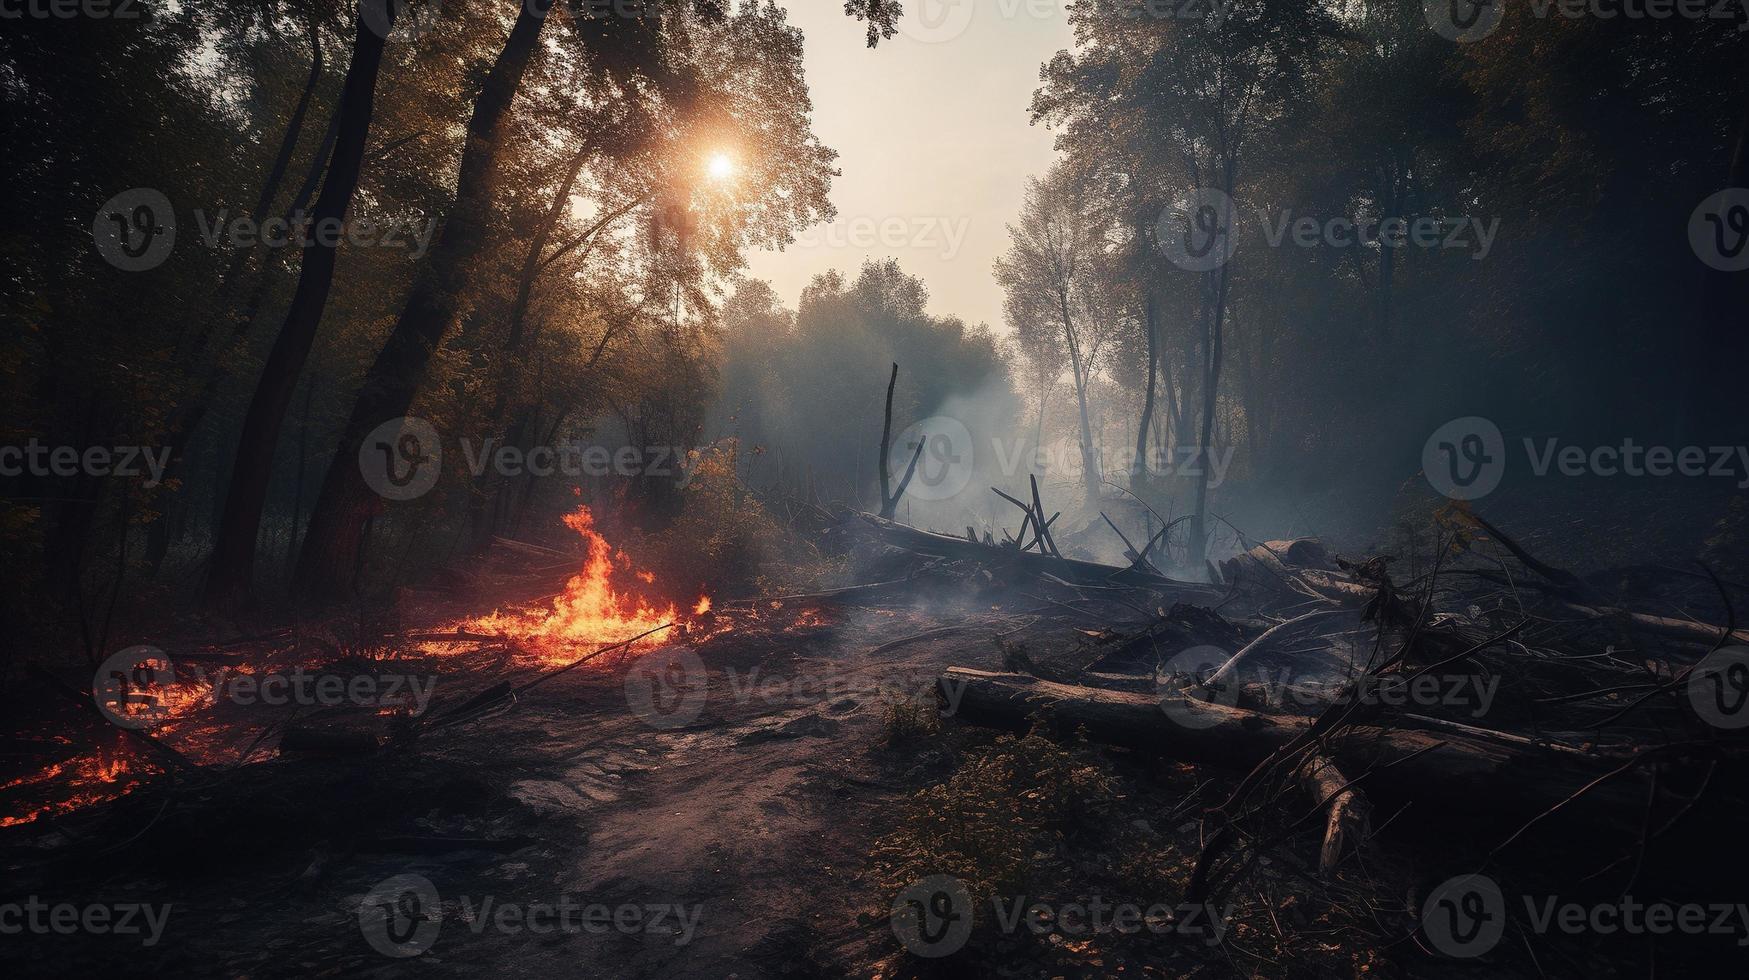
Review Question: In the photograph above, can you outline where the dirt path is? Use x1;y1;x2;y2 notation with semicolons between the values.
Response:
3;603;1009;979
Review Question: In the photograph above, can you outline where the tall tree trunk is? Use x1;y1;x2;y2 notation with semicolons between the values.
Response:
203;0;394;609
1058;288;1100;503
180;19;326;366
1187;260;1230;571
293;1;551;600
1132;295;1157;483
145;23;326;574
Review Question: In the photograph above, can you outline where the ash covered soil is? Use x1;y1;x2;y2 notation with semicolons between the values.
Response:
2;596;1127;979
8;529;1747;980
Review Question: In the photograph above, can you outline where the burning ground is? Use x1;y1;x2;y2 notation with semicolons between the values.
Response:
3;500;1749;978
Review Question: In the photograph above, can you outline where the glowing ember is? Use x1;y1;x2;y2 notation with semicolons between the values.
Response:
0;748;159;828
466;504;710;660
3;504;721;829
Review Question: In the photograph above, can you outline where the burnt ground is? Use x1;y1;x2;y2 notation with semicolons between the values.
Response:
5;537;1748;979
0;594;1094;979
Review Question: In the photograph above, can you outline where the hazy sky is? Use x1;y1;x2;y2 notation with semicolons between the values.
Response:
744;1;1075;331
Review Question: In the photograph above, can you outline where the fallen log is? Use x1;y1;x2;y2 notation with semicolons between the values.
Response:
934;668;1647;828
720;576;914;608
489;535;575;561
1560;603;1749;647
1299;754;1370;876
856;514;1213;593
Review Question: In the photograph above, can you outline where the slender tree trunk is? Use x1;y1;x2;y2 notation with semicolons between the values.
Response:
181;19;326;365
294;1;551;600
1161;353;1181;456
204;1;394;609
1187;260;1230;570
1057;288;1100;503
1132;295;1157;483
287;374;315;577
145;24;326;574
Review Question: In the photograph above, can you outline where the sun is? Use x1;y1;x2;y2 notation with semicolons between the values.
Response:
707;152;736;182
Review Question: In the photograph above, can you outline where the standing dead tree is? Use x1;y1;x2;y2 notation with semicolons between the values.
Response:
993;477;1062;557
876;363;924;520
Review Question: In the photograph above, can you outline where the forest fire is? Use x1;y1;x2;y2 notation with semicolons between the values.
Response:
0;663;240;828
0;746;161;829
463;504;714;663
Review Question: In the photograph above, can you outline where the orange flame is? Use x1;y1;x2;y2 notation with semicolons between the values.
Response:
0;748;159;828
467;504;706;661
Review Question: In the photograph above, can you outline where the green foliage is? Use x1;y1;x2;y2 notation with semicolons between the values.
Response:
641;440;832;597
711;260;1019;507
868;725;1118;916
878;696;941;746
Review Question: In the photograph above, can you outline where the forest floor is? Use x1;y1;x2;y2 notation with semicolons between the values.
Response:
0;565;1353;979
4;516;1745;979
